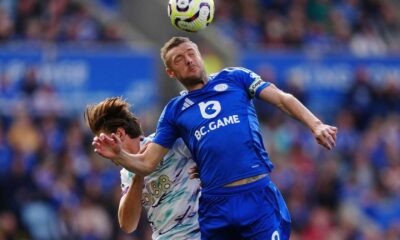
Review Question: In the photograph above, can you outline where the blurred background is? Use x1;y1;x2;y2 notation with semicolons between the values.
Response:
0;0;399;239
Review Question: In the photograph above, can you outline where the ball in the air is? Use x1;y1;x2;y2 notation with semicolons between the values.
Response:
168;0;214;32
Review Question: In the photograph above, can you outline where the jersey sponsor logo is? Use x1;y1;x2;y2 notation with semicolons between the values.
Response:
214;83;228;92
194;114;240;140
198;100;221;119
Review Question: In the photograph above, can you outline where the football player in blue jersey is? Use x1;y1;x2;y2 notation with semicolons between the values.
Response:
92;37;337;240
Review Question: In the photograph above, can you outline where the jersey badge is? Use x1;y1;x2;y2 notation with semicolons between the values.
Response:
214;83;228;92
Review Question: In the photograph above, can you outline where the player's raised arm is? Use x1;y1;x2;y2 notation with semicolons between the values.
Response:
92;133;169;175
258;84;337;150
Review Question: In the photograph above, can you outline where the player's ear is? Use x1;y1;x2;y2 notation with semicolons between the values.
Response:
116;127;126;141
166;68;175;78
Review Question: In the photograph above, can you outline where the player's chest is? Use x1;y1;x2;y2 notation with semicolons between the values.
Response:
176;86;249;129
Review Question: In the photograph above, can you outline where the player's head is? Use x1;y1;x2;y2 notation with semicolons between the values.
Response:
84;97;143;154
161;37;207;90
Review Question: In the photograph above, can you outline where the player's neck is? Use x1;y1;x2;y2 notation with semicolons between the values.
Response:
186;76;208;92
186;82;204;91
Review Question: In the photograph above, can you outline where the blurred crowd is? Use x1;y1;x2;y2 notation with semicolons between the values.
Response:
215;0;400;56
0;0;400;240
0;66;152;240
0;0;122;43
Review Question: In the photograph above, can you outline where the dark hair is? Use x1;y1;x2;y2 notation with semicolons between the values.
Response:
84;97;142;138
160;36;196;67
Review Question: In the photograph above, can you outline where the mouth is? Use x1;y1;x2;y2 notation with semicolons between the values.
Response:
188;65;198;72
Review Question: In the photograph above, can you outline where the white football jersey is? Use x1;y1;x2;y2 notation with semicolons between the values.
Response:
120;136;201;240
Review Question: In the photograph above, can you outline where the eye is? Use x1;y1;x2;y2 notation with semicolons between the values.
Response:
174;56;183;64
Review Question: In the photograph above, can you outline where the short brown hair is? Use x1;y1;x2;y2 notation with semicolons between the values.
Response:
84;97;142;138
160;37;195;67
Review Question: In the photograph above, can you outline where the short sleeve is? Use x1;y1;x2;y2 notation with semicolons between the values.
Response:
120;168;134;195
231;67;270;98
153;104;179;149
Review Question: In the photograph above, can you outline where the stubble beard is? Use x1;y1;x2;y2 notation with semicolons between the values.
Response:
179;68;207;89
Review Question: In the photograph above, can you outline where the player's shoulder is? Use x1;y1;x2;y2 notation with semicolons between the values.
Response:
210;67;254;81
162;95;185;117
168;90;189;106
140;134;154;147
166;95;184;106
220;67;253;75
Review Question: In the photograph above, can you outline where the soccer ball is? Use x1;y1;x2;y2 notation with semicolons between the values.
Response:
168;0;214;32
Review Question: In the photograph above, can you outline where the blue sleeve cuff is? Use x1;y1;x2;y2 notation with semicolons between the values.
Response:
255;82;270;99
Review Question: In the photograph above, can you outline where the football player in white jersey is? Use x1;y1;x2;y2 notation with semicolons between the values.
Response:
85;97;201;240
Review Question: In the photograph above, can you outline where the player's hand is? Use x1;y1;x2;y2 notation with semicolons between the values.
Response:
313;124;337;150
92;133;122;164
188;166;200;179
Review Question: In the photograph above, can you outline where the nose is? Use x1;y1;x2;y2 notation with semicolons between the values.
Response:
184;55;193;65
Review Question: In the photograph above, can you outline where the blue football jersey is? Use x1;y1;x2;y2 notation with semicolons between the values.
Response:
154;67;274;192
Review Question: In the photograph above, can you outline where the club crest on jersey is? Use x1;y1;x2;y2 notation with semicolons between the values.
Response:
214;83;228;92
198;100;221;119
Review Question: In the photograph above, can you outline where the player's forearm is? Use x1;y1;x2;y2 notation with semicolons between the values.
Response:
279;93;322;132
114;143;168;176
116;150;156;175
118;175;144;233
259;85;323;132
